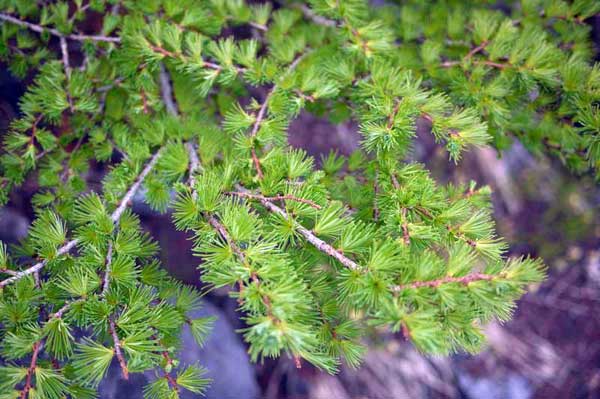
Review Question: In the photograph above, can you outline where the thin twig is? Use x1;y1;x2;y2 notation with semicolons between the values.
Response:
373;169;380;221
50;299;84;319
110;149;163;223
249;21;268;31
100;241;114;296
296;4;338;27
0;13;121;43
401;208;410;246
160;350;180;392
159;63;178;115
0;150;163;288
207;215;250;266
391;272;503;292
20;341;42;399
108;318;129;380
59;35;75;113
249;92;272;179
248;52;310;179
59;37;71;79
441;59;510;69
226;191;322;210
0;240;78;288
464;40;488;60
236;185;360;271
386;99;401;130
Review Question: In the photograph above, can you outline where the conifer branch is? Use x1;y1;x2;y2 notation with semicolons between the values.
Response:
50;299;84;319
465;40;489;60
226;191;323;210
20;341;42;399
0;150;163;288
59;36;75;112
249;91;272;179
237;186;360;271
101;241;114;297
108;318;129;380
110;149;163;223
441;59;510;69
160;350;180;392
0;13;121;43
391;272;504;292
401;208;410;245
248;51;310;178
296;4;338;27
0;240;78;288
159;63;179;115
0;0;558;388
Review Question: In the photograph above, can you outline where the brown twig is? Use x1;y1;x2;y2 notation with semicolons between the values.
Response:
248;92;272;179
226;191;322;210
391;272;502;292
50;299;83;319
296;4;338;27
401;208;410;246
159;63;178;115
101;241;114;296
0;12;120;43
236;185;361;271
20;341;42;399
247;52;310;179
108;318;129;380
465;40;488;60
441;60;510;69
160;350;180;392
0;149;163;288
387;99;401;130
373;170;380;221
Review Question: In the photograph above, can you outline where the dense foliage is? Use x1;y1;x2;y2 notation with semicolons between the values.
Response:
3;0;597;396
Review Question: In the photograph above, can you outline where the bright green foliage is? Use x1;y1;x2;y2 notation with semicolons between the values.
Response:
4;0;594;396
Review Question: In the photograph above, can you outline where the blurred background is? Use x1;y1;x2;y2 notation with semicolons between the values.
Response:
1;6;600;399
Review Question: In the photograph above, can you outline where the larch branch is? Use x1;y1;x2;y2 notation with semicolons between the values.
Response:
236;186;360;271
0;13;121;43
226;191;322;210
0;150;163;288
391;272;503;292
109;318;129;380
20;341;42;399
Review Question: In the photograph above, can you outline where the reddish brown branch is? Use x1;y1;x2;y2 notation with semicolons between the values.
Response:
101;241;114;296
441;60;510;69
20;341;42;399
465;40;488;60
109;318;129;380
401;208;410;246
251;148;264;179
373;170;380;221
237;185;361;271
160;350;180;392
390;173;400;190
248;92;273;179
227;191;322;210
387;99;401;129
140;90;149;114
391;272;502;292
247;52;308;179
0;13;120;43
400;322;411;340
150;45;178;59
